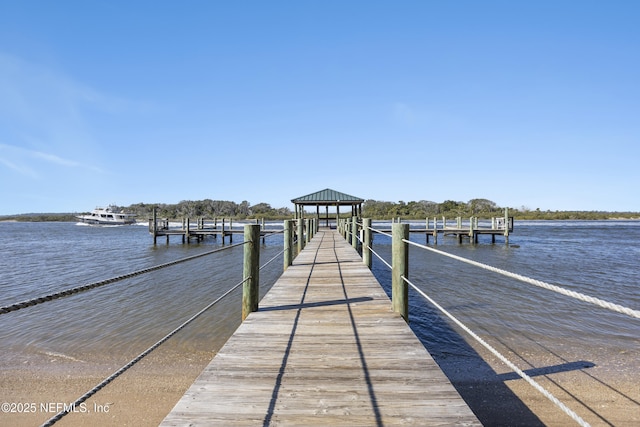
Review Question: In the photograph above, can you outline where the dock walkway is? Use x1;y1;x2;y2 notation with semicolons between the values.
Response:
161;229;480;426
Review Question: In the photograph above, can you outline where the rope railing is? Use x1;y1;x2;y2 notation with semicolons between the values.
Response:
401;274;591;427
356;222;640;319
403;238;640;320
369;246;392;270
345;220;639;426
0;241;248;315
370;228;392;238
41;275;250;427
261;230;285;238
260;248;286;270
39;224;291;425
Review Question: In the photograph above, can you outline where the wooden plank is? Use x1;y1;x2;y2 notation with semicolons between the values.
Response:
161;229;480;426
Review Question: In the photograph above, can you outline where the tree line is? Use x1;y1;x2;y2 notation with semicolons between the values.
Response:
126;200;292;220
1;198;639;222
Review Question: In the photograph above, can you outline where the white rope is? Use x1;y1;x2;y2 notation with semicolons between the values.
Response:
260;248;285;270
404;239;640;320
403;275;591;427
368;226;392;238
369;246;392;270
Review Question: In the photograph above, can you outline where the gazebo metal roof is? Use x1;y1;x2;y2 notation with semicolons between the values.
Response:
291;188;364;222
291;188;364;205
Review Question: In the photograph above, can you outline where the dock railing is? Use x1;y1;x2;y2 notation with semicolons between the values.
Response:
340;217;640;427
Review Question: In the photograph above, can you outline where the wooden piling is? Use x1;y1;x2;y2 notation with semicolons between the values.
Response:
297;218;304;253
242;224;260;321
284;220;293;270
392;222;409;322
152;208;158;245
363;218;372;269
351;216;358;249
504;207;510;245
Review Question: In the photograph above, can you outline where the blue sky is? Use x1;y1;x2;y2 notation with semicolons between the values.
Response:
1;1;639;215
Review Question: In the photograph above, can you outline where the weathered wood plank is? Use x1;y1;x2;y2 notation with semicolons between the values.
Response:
161;229;480;426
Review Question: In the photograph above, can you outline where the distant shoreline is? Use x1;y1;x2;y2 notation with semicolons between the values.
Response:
2;215;640;223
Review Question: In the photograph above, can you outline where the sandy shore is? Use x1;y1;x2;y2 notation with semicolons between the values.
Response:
1;344;638;427
0;345;214;427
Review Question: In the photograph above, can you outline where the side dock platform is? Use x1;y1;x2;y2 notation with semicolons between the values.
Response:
160;229;481;426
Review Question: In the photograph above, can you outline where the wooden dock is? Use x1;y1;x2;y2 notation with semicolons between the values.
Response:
365;215;514;245
149;214;279;244
161;228;480;426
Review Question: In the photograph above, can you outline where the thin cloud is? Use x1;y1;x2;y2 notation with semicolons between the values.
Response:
0;156;38;178
0;52;120;177
0;143;102;176
32;150;81;168
0;52;146;121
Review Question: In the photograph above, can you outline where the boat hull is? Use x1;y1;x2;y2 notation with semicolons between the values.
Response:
76;217;136;225
76;205;137;226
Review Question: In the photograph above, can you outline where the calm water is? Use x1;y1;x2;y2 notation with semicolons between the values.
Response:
0;220;638;377
369;220;639;380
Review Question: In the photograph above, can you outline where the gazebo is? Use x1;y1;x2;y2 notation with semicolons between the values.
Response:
291;188;365;226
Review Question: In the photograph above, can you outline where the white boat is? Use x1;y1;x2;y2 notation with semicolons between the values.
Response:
76;206;136;225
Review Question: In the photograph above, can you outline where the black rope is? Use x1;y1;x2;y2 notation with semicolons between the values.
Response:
40;275;249;427
0;242;247;315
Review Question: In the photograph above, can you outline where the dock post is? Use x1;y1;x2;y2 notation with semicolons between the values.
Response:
504;207;510;245
305;218;311;245
152;208;158;245
351;216;358;249
469;216;475;243
242;224;260;321
425;217;429;244
284;220;294;270
229;218;233;243
221;218;225;244
297;218;305;253
363;218;372;269
392;223;409;322
433;216;438;244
